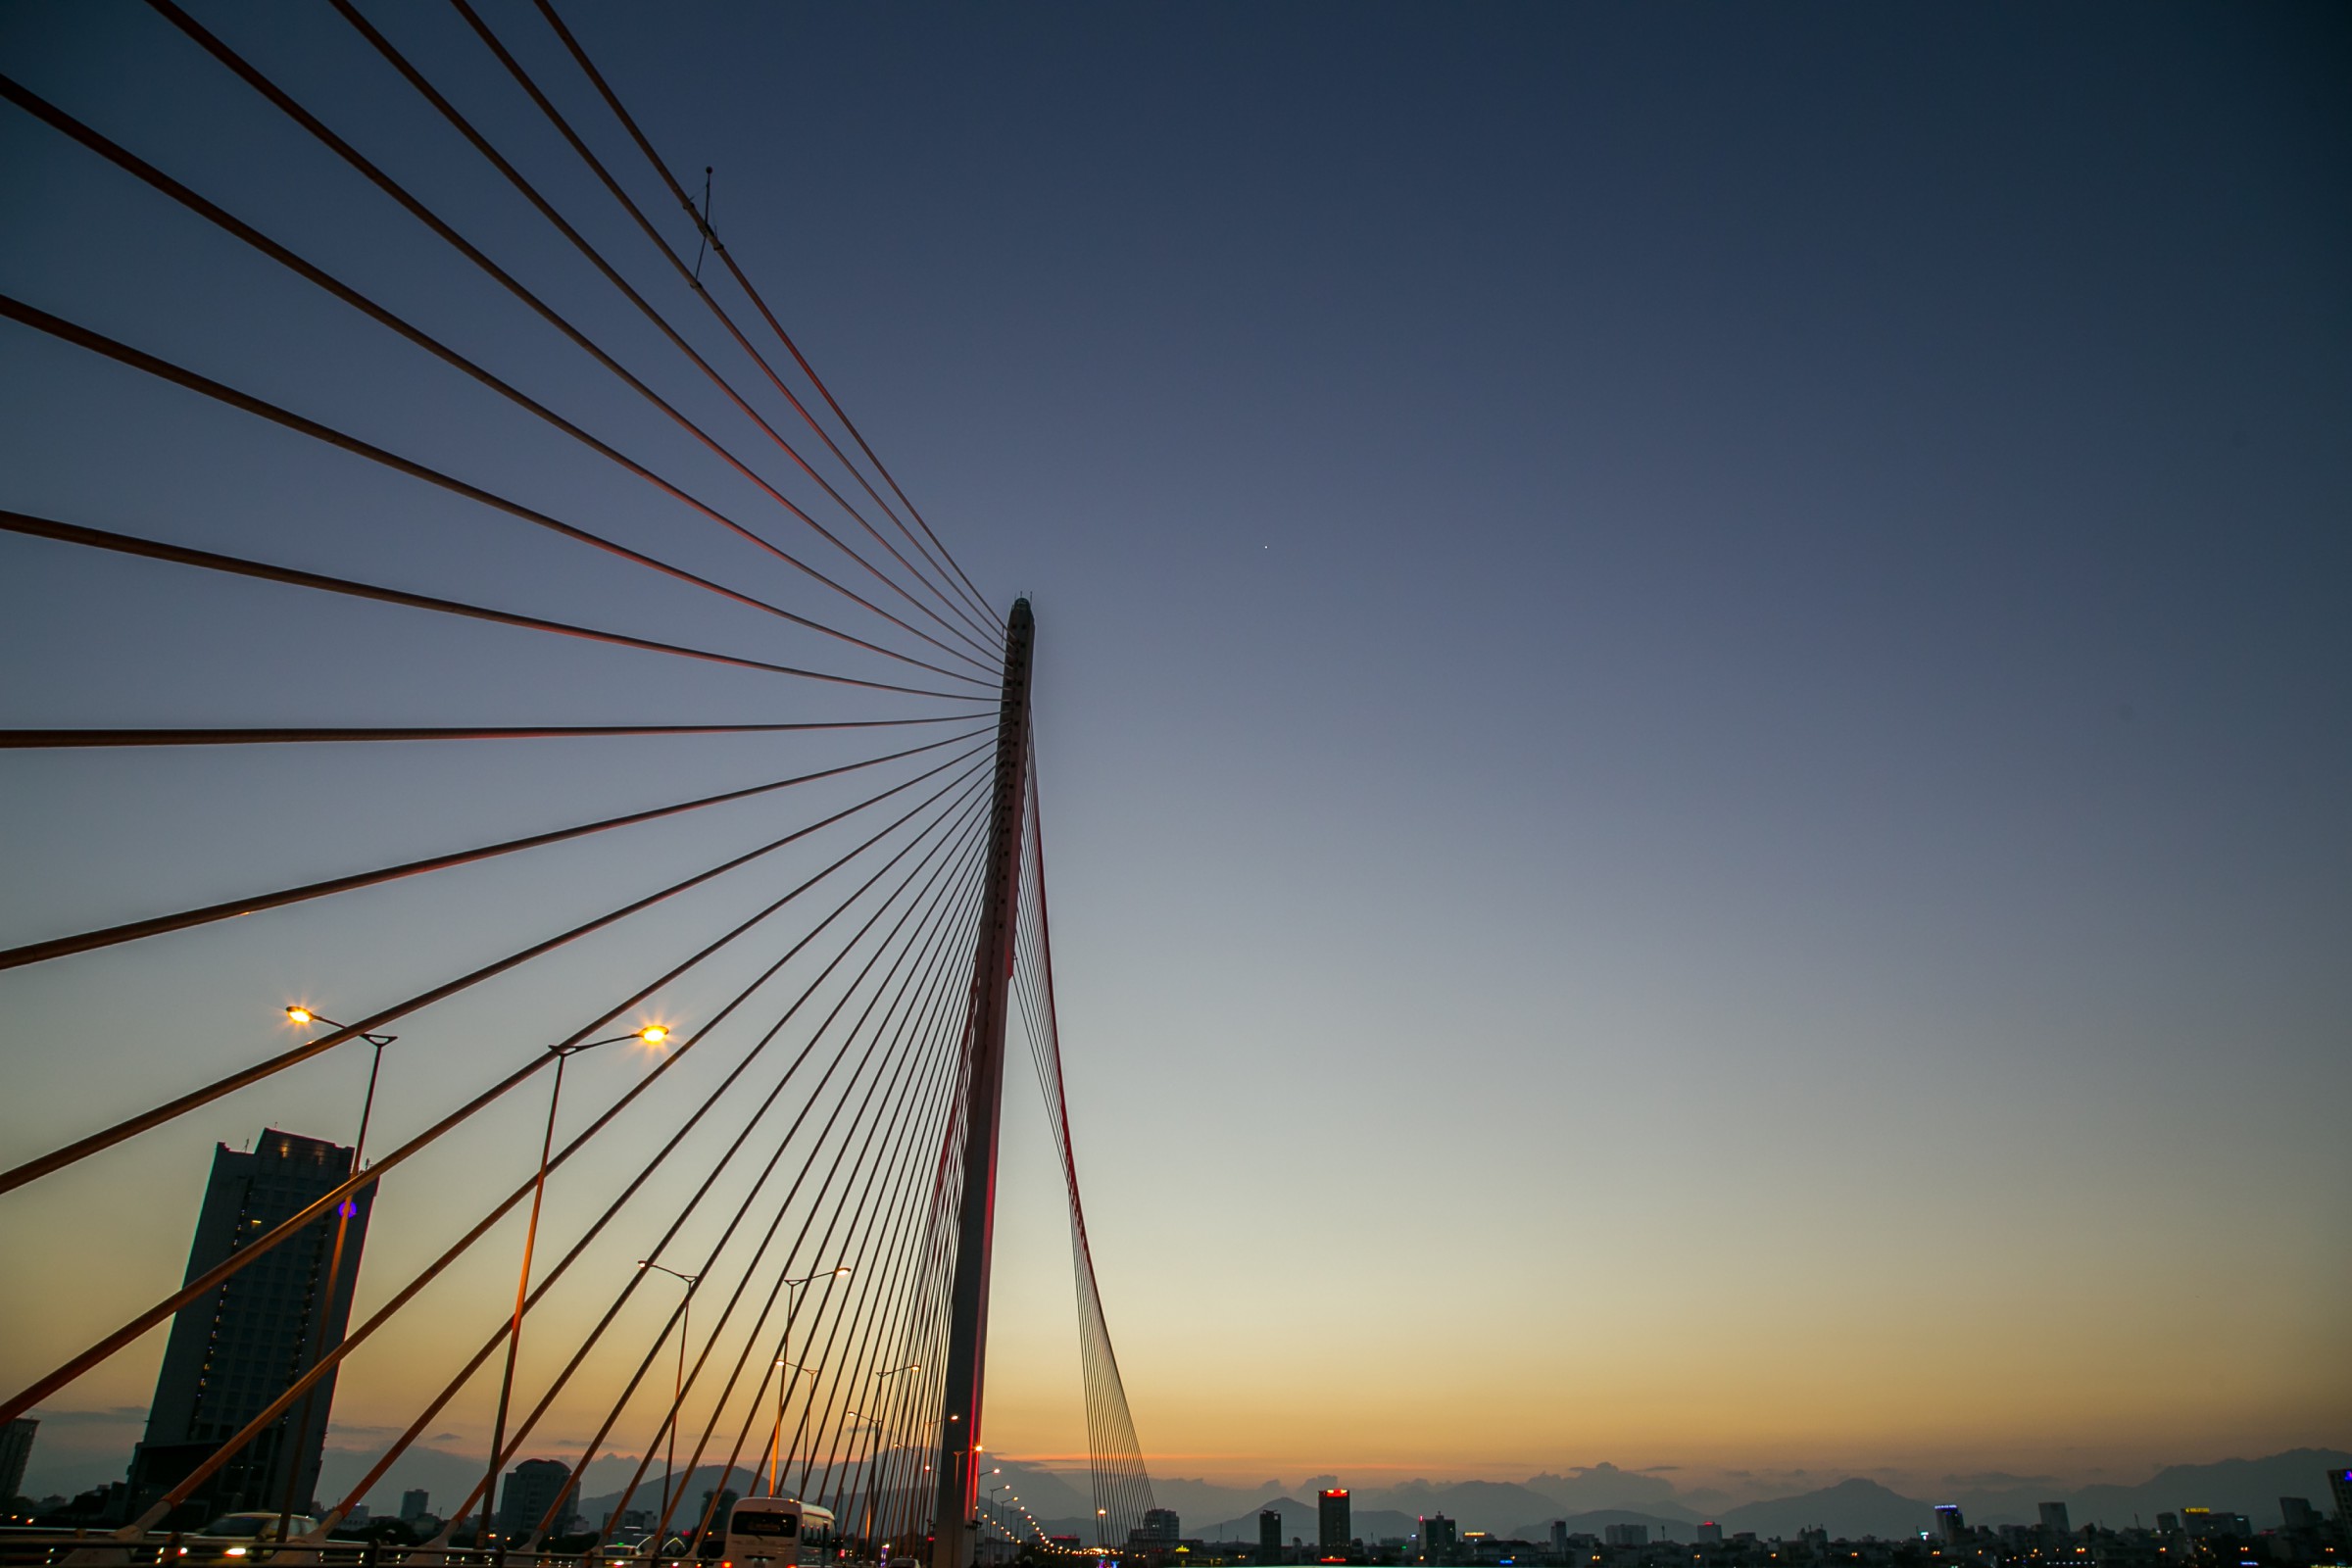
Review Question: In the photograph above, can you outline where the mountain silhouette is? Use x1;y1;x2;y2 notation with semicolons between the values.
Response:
1718;1478;1935;1541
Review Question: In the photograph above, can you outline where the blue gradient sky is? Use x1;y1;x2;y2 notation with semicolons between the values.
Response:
2;1;2347;1498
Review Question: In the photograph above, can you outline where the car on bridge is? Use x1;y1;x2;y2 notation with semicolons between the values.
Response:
173;1513;321;1566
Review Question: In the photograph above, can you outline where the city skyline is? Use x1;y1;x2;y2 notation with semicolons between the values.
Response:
2;0;2347;1531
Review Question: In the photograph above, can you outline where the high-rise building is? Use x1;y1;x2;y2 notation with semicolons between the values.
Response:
1550;1522;1569;1555
1319;1492;1350;1554
1696;1524;1723;1545
1;1419;36;1504
1261;1510;1285;1563
1604;1525;1648;1548
1935;1507;1967;1544
2181;1509;2248;1540
497;1459;575;1541
1131;1509;1181;1548
1423;1514;1457;1561
400;1490;431;1524
2037;1504;2070;1537
127;1129;374;1526
2280;1499;2322;1532
2328;1471;2352;1529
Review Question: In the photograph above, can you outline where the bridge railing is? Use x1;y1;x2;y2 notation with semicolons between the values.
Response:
0;1534;906;1568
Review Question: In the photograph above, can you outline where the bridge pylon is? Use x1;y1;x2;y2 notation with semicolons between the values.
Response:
930;598;1035;1568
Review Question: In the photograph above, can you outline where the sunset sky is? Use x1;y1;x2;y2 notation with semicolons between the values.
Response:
1;1;2346;1505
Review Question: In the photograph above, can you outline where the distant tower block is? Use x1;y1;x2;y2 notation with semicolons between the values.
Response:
2038;1504;2071;1536
1319;1492;1350;1554
1936;1507;1967;1544
127;1128;375;1525
0;1420;34;1505
497;1459;575;1540
1260;1510;1283;1564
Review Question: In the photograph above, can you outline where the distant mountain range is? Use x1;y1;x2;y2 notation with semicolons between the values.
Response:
317;1446;2352;1545
1163;1449;2352;1544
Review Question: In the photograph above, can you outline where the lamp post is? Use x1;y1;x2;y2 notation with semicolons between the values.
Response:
481;1024;669;1547
284;1005;399;1152
276;1005;398;1542
766;1267;852;1496
857;1365;920;1552
841;1413;884;1562
639;1257;701;1537
983;1473;1006;1560
769;1360;814;1498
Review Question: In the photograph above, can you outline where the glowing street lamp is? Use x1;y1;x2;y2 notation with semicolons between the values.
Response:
283;1005;398;1164
273;1004;401;1538
480;1023;669;1544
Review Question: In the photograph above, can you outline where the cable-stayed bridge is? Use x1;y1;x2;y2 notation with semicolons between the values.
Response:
0;6;1151;1565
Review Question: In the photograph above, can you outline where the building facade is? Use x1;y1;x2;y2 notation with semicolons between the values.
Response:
496;1459;575;1541
1422;1514;1456;1561
1261;1508;1285;1562
2037;1504;2071;1536
1;1419;35;1504
126;1129;374;1526
1318;1491;1350;1554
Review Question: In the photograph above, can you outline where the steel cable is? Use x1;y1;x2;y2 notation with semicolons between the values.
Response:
0;734;989;1200
122;772;992;1538
330;781;993;1534
0;724;988;973
0;717;971;749
345;0;1000;659
0;71;997;684
140;0;997;675
0;511;989;703
562;844;986;1547
529;0;998;625
437;800;990;1544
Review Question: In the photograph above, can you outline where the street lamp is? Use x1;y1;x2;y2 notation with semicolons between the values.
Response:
765;1267;851;1496
479;1023;668;1544
284;1005;400;1157
854;1365;921;1548
276;1004;398;1540
768;1359;815;1497
639;1256;701;1532
839;1412;884;1558
985;1472;1010;1557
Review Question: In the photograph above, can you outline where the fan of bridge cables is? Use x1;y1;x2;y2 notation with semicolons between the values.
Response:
0;0;1151;1554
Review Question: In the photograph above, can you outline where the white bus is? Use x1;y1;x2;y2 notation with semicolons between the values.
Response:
717;1499;835;1568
